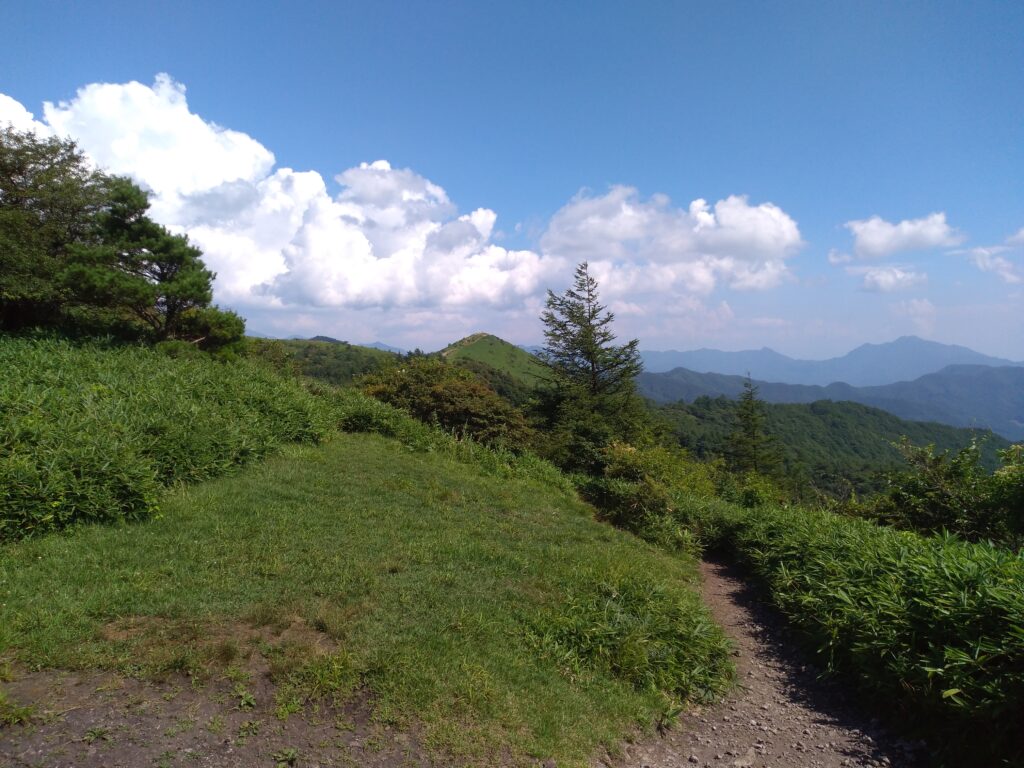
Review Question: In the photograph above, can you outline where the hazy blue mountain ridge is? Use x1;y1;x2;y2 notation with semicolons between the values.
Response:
639;336;1022;386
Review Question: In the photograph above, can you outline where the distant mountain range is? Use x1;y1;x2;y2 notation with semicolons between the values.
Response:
639;336;1022;386
638;364;1024;441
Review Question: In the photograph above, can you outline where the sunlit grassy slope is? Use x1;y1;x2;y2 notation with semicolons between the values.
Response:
0;433;731;766
441;333;547;386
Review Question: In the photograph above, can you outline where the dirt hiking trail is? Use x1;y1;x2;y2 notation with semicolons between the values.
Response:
601;557;929;768
1;557;933;768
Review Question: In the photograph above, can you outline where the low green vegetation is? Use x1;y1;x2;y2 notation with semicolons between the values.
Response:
0;336;333;540
0;433;732;765
248;337;396;386
577;437;1024;764
441;332;547;386
675;496;1024;765
317;381;571;493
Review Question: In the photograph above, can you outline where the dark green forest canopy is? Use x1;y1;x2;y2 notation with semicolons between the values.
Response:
654;396;1009;496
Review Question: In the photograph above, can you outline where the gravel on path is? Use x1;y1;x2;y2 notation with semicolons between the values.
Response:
597;557;929;768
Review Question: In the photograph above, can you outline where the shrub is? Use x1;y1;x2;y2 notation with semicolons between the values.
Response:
0;337;333;540
863;439;1024;549
310;383;573;493
359;357;533;449
578;442;721;550
715;471;786;509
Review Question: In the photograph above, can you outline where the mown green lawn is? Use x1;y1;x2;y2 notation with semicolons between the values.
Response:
0;433;730;766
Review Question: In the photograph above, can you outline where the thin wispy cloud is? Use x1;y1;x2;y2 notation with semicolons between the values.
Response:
849;265;928;293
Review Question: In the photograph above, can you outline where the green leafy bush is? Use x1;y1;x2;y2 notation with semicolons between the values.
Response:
309;382;573;493
0;337;333;539
863;439;1024;548
578;442;721;550
677;496;1024;763
714;470;787;509
359;357;534;448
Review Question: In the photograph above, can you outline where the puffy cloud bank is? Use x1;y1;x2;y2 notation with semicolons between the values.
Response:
3;76;556;312
1;75;804;343
845;212;963;259
541;186;802;295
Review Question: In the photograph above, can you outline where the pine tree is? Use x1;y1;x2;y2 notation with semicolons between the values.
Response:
63;177;243;347
540;261;642;397
0;127;109;329
728;376;780;475
537;262;648;472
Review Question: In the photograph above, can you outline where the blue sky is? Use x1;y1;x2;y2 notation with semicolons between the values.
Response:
2;1;1022;357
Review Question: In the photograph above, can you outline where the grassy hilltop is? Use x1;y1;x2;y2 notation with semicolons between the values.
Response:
2;331;1022;765
0;336;731;766
441;333;547;386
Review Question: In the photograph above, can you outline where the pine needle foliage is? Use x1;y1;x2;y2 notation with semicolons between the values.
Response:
539;262;642;399
536;262;649;473
727;377;781;476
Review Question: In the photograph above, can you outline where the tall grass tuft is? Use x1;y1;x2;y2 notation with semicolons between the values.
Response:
530;571;733;705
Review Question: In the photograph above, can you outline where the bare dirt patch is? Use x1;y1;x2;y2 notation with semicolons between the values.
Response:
0;619;428;768
599;557;930;768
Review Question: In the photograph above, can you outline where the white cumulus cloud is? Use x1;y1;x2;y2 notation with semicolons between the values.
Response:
845;212;963;258
3;76;563;313
541;186;802;294
2;75;806;346
43;76;274;201
0;94;50;134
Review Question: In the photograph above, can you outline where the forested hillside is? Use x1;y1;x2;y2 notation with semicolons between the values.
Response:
655;397;1009;496
425;332;1009;497
248;337;397;385
639;364;1024;441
